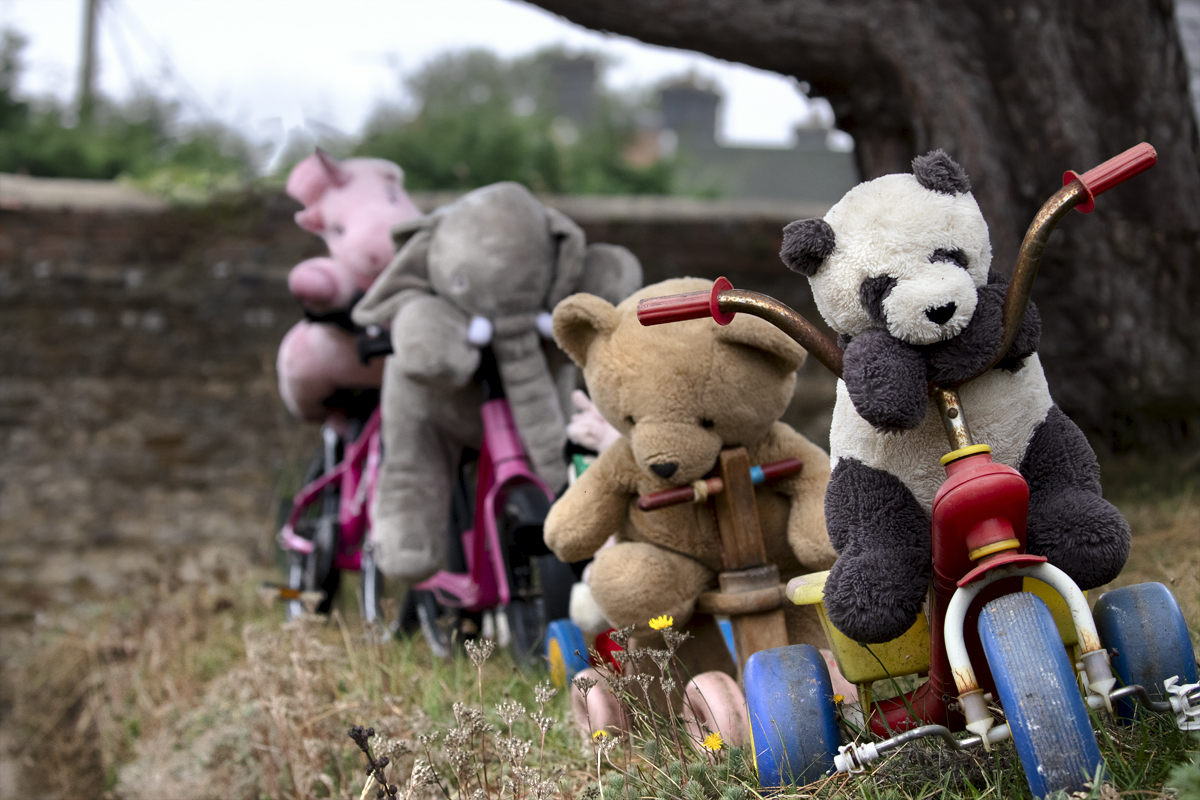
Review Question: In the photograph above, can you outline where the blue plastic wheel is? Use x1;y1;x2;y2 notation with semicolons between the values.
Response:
744;644;839;787
979;592;1104;799
544;619;590;689
1094;582;1199;721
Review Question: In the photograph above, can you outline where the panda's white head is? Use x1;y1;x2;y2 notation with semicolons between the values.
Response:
781;150;992;346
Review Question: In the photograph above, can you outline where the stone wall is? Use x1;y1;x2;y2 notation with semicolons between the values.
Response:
0;193;836;620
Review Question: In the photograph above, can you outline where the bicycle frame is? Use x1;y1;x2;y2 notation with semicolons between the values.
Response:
415;397;555;612
279;409;382;573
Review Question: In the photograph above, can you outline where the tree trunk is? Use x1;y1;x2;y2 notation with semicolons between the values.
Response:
524;0;1200;450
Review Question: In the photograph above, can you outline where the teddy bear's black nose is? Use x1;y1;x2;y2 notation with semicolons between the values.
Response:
925;302;957;325
650;462;678;479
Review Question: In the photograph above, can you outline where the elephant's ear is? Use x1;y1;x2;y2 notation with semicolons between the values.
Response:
351;216;438;328
544;206;588;308
551;292;618;368
576;244;643;306
714;312;808;377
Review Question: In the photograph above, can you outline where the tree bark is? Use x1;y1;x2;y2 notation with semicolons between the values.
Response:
523;0;1200;449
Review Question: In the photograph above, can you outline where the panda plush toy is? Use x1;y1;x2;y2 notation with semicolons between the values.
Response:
780;150;1130;645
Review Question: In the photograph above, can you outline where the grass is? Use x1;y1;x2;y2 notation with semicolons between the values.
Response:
1;453;1197;799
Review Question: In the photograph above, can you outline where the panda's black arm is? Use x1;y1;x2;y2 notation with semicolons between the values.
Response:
923;270;1040;384
842;329;928;432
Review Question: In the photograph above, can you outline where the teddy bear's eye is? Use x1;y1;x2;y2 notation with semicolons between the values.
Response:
625;415;636;426
700;418;715;429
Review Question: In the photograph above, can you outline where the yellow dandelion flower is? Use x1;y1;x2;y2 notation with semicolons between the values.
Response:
592;729;609;741
648;615;674;630
834;694;845;704
702;731;723;752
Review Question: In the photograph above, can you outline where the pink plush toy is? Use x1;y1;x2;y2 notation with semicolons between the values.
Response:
276;150;422;422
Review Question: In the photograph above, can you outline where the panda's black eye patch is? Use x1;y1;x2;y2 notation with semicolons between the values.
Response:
860;276;898;326
930;248;969;270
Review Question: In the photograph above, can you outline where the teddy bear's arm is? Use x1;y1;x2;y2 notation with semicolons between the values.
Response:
390;294;480;388
543;439;637;563
759;423;837;570
842;329;928;431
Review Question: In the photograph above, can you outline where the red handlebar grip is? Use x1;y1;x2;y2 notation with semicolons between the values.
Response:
637;484;700;511
638;276;736;326
1063;142;1156;213
758;457;804;482
637;291;713;326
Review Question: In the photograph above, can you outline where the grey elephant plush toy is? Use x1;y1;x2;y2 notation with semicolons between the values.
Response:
351;182;642;581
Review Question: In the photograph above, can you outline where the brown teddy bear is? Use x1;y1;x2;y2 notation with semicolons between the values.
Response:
546;277;837;675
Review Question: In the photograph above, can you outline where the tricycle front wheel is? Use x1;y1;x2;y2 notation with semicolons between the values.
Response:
979;592;1104;799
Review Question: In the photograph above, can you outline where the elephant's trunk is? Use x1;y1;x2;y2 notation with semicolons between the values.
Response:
492;314;569;490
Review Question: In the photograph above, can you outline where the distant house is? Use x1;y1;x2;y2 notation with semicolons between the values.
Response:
546;58;859;202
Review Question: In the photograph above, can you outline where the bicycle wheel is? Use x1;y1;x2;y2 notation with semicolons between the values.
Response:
744;644;839;787
1093;582;1199;721
505;597;545;671
413;589;457;659
979;592;1104;798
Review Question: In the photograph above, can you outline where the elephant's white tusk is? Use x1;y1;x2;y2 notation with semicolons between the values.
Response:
467;316;494;346
536;311;555;339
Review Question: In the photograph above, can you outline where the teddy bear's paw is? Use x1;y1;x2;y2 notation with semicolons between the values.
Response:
843;330;928;432
1027;490;1131;590
823;549;931;644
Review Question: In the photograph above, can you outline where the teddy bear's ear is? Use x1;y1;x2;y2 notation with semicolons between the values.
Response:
544;207;588;308
781;218;836;277
912;149;971;195
551;293;618;368
714;314;808;376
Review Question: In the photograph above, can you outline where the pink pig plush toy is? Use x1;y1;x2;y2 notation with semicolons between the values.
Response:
276;150;422;421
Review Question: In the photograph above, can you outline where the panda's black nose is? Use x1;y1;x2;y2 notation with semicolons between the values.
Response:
650;462;678;479
925;302;957;325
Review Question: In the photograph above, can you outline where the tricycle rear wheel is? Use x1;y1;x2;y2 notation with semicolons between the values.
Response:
743;644;840;787
1093;581;1198;721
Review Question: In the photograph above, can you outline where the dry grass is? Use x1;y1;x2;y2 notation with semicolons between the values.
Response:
1;453;1197;800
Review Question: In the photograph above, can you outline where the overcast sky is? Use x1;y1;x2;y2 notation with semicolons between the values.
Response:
0;0;833;157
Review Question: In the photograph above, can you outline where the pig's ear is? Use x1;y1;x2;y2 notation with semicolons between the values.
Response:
286;148;349;205
295;206;324;234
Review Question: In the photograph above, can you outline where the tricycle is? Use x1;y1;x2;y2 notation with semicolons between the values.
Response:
637;143;1199;797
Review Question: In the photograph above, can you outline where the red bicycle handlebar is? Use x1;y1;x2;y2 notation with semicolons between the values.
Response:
1063;142;1156;214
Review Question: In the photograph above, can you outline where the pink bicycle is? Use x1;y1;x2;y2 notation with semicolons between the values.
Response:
277;338;575;667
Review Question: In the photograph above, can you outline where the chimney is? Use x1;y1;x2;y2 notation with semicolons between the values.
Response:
548;56;597;127
659;82;720;149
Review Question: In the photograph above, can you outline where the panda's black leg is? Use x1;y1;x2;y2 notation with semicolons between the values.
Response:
822;458;932;644
1019;406;1130;589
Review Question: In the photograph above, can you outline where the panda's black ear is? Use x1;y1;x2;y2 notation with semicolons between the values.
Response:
913;149;971;195
781;218;836;277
